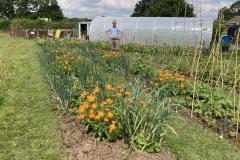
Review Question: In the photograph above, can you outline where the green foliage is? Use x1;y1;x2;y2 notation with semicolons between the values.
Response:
0;0;63;20
0;33;67;159
190;84;234;123
0;18;10;30
218;1;240;21
116;80;174;152
130;60;157;80
11;18;76;29
0;0;15;19
132;0;195;17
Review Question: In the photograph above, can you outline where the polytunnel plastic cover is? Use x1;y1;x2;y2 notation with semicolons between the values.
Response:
89;17;214;48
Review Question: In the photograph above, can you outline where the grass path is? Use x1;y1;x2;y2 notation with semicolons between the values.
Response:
0;33;66;160
166;114;240;160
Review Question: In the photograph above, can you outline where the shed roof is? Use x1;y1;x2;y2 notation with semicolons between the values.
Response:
227;16;240;25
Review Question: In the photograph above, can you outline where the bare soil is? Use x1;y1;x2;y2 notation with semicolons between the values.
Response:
61;113;173;160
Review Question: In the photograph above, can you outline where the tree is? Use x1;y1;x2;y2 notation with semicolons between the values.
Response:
32;0;64;20
132;0;195;17
0;0;63;20
218;1;240;21
0;0;15;19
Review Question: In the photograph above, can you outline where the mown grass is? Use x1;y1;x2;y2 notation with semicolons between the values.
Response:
166;114;240;160
0;32;66;160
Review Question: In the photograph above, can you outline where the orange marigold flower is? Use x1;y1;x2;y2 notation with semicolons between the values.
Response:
78;103;88;113
106;84;115;91
77;114;85;120
90;109;94;114
125;91;130;96
116;92;122;97
87;95;97;103
95;115;101;120
89;113;95;119
97;111;104;118
106;112;113;119
80;91;88;99
119;89;124;93
106;84;113;90
106;98;113;104
100;101;108;106
93;86;100;94
109;123;117;133
91;103;97;109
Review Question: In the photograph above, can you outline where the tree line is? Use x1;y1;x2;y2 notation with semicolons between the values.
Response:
0;0;63;20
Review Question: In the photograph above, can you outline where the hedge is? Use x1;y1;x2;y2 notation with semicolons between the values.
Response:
0;18;10;30
11;18;77;29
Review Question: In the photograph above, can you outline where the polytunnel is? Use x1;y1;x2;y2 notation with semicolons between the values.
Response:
89;17;214;48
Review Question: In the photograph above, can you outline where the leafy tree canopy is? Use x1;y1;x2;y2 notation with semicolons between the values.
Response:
0;0;63;20
218;0;240;21
131;0;195;17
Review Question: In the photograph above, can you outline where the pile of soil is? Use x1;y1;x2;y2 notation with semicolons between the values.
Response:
61;113;172;160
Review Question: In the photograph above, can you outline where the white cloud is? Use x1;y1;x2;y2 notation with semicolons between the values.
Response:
57;0;236;19
57;0;139;18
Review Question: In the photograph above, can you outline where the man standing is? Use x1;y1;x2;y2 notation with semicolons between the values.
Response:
105;19;123;51
221;30;232;53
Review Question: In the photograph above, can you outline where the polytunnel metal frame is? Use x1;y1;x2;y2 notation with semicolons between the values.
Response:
89;17;214;48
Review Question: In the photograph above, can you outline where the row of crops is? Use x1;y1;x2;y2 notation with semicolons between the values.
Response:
38;39;240;152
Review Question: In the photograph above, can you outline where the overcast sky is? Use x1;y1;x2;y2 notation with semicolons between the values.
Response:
57;0;236;19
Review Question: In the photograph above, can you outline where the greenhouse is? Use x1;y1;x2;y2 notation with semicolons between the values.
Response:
89;17;214;48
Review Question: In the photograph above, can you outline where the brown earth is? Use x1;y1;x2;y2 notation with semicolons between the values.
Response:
61;113;173;160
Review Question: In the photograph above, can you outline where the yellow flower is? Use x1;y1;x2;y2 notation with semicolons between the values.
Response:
97;111;104;118
109;123;117;133
91;103;97;109
80;91;88;99
87;95;97;103
107;112;113;119
93;86;100;94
